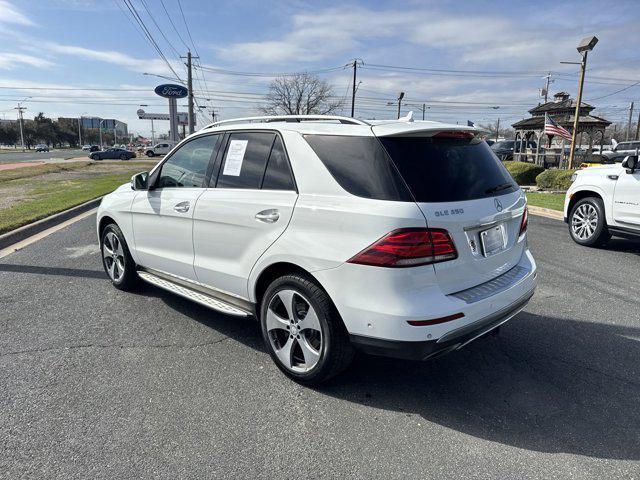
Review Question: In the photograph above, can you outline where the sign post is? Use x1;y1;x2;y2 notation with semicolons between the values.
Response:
154;84;189;143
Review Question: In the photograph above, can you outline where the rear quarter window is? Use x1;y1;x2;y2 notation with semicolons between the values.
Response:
303;135;412;201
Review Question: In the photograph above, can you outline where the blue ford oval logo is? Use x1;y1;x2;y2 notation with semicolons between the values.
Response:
494;198;503;212
154;84;188;99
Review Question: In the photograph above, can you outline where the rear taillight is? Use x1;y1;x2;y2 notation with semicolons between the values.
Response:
347;228;457;268
519;208;528;237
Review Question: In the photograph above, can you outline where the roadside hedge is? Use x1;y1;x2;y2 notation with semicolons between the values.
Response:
535;168;577;191
503;161;544;186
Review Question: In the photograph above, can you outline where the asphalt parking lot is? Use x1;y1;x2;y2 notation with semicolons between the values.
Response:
1;214;639;479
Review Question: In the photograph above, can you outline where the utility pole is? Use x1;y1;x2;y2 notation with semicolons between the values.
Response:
351;60;357;118
421;103;426;120
495;117;500;142
77;117;83;147
397;92;405;119
182;51;198;134
635;110;640;141
15;103;26;152
626;101;634;141
542;72;553;103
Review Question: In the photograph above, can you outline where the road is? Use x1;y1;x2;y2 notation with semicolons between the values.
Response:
1;215;639;479
0;149;85;163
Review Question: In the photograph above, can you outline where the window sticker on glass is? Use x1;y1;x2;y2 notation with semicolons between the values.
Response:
223;139;248;176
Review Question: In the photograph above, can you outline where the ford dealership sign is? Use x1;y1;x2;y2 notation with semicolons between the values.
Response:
154;84;188;99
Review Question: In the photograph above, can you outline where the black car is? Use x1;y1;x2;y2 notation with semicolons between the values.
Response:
89;145;100;152
90;147;136;161
491;140;536;161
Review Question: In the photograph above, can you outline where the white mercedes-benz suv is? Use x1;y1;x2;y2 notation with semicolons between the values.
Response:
97;114;537;384
565;153;640;246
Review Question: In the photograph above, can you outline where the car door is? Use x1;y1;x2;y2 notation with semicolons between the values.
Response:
130;134;221;280
612;157;640;229
193;131;298;299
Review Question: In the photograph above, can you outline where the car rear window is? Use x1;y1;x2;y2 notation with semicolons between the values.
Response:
379;135;517;202
303;135;412;201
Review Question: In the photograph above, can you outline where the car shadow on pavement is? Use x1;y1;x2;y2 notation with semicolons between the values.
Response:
0;263;105;279
136;282;265;351
319;311;640;461
600;238;640;255
134;284;640;461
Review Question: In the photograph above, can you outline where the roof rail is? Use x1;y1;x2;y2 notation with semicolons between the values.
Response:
202;114;370;130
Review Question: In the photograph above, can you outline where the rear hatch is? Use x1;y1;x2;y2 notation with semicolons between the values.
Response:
377;130;526;294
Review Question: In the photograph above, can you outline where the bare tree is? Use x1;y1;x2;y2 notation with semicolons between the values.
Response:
260;73;343;116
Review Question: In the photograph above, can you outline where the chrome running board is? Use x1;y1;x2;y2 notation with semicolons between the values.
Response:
137;270;250;317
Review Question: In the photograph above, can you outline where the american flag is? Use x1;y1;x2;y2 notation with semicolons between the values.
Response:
544;113;572;140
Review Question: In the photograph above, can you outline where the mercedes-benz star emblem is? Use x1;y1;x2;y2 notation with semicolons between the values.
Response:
494;198;503;212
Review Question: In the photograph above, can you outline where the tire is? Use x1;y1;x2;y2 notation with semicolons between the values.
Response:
146;151;155;157
100;223;139;291
260;274;354;385
119;154;128;160
568;197;611;247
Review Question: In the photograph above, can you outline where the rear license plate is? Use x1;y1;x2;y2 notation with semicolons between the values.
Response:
480;224;506;257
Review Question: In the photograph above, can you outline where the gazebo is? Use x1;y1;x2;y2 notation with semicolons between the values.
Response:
512;91;611;168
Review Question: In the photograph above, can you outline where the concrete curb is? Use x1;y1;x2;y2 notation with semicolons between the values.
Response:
0;197;102;249
528;205;564;221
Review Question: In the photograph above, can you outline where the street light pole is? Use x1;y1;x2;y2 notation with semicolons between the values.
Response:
567;36;598;170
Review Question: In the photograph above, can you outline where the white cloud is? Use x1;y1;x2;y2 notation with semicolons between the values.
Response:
43;42;184;77
0;53;53;69
0;0;34;26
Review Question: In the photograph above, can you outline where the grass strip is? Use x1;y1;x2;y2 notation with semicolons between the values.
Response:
0;171;140;234
526;192;565;211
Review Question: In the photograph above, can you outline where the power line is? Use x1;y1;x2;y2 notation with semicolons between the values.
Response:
194;64;344;77
587;81;640;101
139;0;182;59
159;0;190;50
119;0;184;82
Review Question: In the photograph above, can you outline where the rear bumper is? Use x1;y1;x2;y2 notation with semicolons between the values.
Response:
350;290;533;360
315;248;537;344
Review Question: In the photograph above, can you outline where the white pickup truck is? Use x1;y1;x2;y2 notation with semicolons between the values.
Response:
565;154;640;246
144;142;176;157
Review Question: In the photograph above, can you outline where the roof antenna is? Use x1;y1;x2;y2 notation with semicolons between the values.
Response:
399;111;414;122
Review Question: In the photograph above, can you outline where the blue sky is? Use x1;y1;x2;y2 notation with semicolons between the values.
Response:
1;0;639;136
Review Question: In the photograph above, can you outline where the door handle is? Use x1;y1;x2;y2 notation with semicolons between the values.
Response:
173;201;190;213
255;209;280;223
607;175;619;180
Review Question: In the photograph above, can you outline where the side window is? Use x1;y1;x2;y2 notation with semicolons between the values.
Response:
158;135;218;188
217;132;275;189
262;136;295;190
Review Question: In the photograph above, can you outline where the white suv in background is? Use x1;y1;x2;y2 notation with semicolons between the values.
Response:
565;153;640;246
97;115;537;384
145;141;176;157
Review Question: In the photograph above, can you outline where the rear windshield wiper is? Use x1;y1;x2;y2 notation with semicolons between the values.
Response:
485;182;514;194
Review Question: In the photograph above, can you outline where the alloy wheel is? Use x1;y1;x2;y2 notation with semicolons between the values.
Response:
102;231;125;282
572;203;598;240
266;289;323;373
